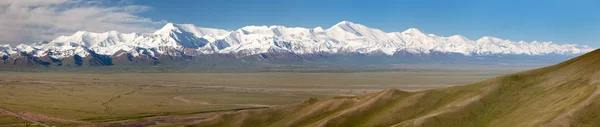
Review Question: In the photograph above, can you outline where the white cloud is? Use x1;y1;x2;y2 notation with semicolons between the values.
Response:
0;0;161;45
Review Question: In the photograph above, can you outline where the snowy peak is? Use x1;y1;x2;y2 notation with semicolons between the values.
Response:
140;23;233;50
154;23;179;35
334;21;353;26
329;21;368;36
401;28;426;36
331;21;360;28
155;23;229;37
477;36;504;43
449;35;468;40
0;21;594;60
313;27;325;32
15;44;35;53
49;30;141;47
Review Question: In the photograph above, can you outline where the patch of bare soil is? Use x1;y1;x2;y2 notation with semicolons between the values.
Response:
173;96;210;104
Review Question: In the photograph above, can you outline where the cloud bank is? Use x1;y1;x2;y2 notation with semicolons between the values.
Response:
0;0;161;45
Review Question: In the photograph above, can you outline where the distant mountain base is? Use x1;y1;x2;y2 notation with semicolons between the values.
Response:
0;49;576;69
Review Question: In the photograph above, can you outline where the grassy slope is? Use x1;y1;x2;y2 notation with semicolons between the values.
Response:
190;49;600;127
0;69;507;126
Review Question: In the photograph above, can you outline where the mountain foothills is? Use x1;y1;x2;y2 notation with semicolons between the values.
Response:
0;21;593;66
190;49;600;127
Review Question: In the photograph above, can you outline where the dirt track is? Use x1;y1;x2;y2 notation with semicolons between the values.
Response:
173;96;277;107
0;106;50;127
101;87;144;114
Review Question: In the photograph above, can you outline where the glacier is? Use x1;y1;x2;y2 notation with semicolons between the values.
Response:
0;21;594;60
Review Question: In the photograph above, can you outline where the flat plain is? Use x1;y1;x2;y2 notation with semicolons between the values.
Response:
0;67;524;126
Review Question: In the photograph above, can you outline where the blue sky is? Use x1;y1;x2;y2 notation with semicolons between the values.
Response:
133;0;600;47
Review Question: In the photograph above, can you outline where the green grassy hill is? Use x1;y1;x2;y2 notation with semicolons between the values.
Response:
190;49;600;127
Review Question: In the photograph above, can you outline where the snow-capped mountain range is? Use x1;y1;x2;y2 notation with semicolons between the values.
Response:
0;21;594;66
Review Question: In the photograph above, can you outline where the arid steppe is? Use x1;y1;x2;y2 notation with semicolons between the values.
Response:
0;68;521;127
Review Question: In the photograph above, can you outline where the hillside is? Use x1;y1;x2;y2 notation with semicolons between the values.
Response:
190;49;600;127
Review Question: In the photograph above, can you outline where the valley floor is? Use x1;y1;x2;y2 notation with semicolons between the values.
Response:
0;67;522;126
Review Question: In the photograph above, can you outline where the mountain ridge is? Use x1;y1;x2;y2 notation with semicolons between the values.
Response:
0;21;594;66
